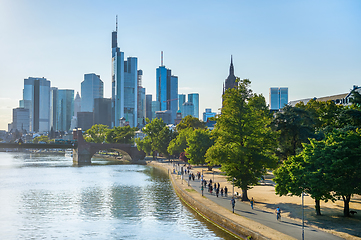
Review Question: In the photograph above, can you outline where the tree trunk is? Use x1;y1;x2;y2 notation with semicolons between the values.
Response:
342;195;351;217
315;199;321;216
241;187;249;201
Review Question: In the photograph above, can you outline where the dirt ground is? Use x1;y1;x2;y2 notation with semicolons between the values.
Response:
191;166;361;240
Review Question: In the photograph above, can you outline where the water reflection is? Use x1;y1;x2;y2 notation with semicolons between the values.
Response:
0;152;233;239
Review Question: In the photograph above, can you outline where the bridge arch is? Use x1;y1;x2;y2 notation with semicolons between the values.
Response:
72;129;145;165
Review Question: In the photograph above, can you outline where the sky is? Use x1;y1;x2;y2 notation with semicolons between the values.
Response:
0;0;360;130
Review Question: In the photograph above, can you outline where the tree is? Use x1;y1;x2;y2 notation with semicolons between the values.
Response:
137;118;174;158
167;128;191;157
206;79;277;201
84;124;109;143
271;105;315;161
33;135;49;143
186;129;214;165
176;115;206;132
106;126;137;144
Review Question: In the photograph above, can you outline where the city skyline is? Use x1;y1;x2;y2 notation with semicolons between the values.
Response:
1;1;361;130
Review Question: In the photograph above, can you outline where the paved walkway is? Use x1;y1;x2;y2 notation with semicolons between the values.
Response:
166;161;344;240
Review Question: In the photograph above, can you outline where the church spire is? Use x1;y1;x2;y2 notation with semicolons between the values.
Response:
229;55;234;76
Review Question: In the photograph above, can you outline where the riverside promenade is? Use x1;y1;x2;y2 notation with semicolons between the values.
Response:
148;160;349;240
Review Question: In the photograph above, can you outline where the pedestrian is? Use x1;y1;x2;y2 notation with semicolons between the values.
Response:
220;188;223;197
216;187;219;197
224;186;228;197
209;179;212;185
275;207;281;221
231;197;235;213
210;185;213;194
214;183;217;191
217;183;220;189
250;197;254;209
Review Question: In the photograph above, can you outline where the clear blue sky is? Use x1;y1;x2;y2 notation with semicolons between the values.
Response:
1;0;360;130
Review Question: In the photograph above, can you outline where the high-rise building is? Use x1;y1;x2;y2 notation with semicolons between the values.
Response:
182;101;194;118
178;94;186;114
137;70;146;127
156;52;178;124
77;112;93;131
94;98;111;127
21;77;50;132
269;87;288;110
111;18;138;128
81;73;103;112
203;108;216;122
12;108;30;132
188;93;199;119
50;87;58;130
223;56;238;103
152;101;160;120
57;89;74;131
74;92;81;117
146;94;153;120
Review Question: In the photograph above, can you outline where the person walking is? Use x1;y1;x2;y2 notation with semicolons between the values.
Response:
216;187;219;197
275;207;281;221
250;197;254;209
220;188;223;197
231;197;236;213
224;186;228;197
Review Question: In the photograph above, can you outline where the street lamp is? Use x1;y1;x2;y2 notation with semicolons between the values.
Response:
302;192;308;240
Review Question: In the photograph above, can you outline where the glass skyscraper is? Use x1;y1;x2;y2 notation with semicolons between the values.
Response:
188;93;199;119
178;94;186;114
81;73;103;113
156;61;178;124
21;77;50;132
111;19;138;127
269;87;288;110
57;89;74;131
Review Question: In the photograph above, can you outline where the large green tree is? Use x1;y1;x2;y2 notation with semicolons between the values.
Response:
84;124;109;143
167;127;192;157
206;79;277;201
186;129;214;165
106;126;137;144
176;115;206;132
271;105;315;161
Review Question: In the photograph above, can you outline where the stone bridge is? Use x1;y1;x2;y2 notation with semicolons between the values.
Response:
73;129;145;165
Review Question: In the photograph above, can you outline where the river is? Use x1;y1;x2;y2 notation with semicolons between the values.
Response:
0;152;235;239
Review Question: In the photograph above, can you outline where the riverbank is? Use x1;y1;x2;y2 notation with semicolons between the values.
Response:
147;160;361;240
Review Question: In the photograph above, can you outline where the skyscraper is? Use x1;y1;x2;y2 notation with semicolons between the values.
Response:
57;89;74;131
21;77;50;132
156;52;178;123
137;70;146;127
269;87;289;110
146;94;153;120
111;17;138;127
188;93;199;119
81;73;103;112
50;87;58;130
223;56;238;98
203;108;216;122
178;94;186;114
12;108;30;132
94;98;111;127
74;92;81;117
182;101;194;118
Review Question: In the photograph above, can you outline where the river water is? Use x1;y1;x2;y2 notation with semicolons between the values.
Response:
0;152;234;239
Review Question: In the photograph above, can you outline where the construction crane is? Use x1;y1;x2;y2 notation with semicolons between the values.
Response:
163;98;178;110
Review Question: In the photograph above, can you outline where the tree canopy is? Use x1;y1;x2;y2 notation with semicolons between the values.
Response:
84;124;109;143
186;129;214;165
206;79;277;201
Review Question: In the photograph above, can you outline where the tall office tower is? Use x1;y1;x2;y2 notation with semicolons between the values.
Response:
137;70;146;127
178;94;186;114
111;17;138;127
188;93;199;118
203;108;216;122
74;92;81;117
12;108;30;132
50;87;58;130
94;98;112;127
81;73;103;112
21;77;50;132
182;101;194;118
146;94;153;120
151;100;160;120
269;87;289;110
57;89;74;131
156;52;178;124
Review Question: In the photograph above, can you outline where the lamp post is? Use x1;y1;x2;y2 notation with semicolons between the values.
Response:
302;192;305;240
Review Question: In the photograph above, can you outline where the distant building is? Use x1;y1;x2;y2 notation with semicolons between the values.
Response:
174;110;182;125
155;110;172;124
178;94;186;114
137;70;146;127
146;94;153;120
81;73;103;112
152;101;160;120
269;87;288;110
77;112;93;131
50;87;58;130
203;108;216;122
93;98;111;128
182;101;194;118
12;108;30;132
74;92;81;117
156;52;178;124
20;77;51;132
57;89;74;131
188;93;199;118
111;18;138;128
223;56;238;95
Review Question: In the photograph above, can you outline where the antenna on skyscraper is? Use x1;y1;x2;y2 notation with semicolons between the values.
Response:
161;51;163;66
116;15;118;32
